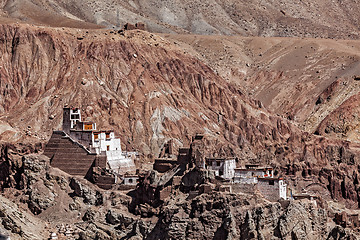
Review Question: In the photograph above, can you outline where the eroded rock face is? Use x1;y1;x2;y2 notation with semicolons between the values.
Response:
70;178;103;206
28;183;57;215
0;195;46;239
145;192;355;240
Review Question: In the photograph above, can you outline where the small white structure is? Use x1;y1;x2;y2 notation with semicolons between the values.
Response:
62;107;136;175
50;232;58;240
205;157;236;179
122;175;139;185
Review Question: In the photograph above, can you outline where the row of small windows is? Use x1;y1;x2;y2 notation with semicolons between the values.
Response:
93;133;111;140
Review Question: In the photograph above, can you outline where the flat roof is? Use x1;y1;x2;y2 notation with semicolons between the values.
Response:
123;175;139;178
70;129;93;133
155;157;177;160
93;130;114;134
234;168;272;171
205;157;234;161
257;177;283;180
70;129;115;134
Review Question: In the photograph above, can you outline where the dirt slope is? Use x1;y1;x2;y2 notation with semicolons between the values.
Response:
0;23;289;159
1;0;360;39
162;34;360;142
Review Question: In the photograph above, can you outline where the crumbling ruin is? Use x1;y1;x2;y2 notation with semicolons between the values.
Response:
124;22;146;31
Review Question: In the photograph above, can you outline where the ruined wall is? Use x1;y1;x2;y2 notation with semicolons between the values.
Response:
154;158;177;173
231;183;256;194
123;176;138;185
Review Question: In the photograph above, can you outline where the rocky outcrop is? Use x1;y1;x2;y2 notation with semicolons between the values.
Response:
0;195;46;239
316;93;360;141
70;178;103;206
146;192;357;240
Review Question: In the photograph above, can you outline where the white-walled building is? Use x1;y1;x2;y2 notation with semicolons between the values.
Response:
234;167;273;183
62;107;136;175
205;157;236;179
231;164;287;201
122;175;139;185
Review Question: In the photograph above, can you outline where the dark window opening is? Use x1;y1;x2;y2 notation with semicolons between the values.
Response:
70;114;80;120
129;179;133;183
106;133;111;139
219;170;224;176
269;180;274;185
217;161;221;166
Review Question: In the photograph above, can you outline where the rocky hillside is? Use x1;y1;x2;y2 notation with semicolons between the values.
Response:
0;23;296;158
0;150;359;239
2;1;360;145
0;3;359;238
0;22;359;205
1;0;360;39
163;34;360;143
0;22;359;215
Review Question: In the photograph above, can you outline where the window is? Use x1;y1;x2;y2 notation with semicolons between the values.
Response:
269;180;274;185
94;134;99;140
217;161;221;166
70;114;79;120
107;145;110;151
84;124;93;130
106;133;110;139
129;179;133;183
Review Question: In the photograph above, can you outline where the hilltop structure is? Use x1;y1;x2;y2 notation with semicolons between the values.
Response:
44;107;136;189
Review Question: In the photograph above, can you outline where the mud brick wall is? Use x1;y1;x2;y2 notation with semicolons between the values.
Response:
231;183;256;194
94;156;107;168
256;180;280;202
154;159;177;173
95;175;115;190
44;131;96;176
